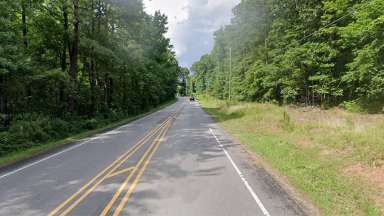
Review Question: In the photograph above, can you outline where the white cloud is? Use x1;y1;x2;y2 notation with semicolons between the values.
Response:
143;0;189;26
143;0;240;67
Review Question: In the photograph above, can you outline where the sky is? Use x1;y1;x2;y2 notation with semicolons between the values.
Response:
143;0;240;68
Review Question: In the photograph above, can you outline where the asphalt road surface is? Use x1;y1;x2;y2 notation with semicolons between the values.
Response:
0;98;305;216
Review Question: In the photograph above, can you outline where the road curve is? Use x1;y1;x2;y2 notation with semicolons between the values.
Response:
0;98;305;216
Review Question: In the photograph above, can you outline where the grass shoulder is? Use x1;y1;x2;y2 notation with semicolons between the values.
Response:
198;95;382;216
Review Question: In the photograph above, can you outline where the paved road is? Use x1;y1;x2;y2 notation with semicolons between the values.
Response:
0;98;305;216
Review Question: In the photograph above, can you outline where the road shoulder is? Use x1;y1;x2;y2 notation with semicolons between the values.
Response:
201;102;321;216
0;99;177;171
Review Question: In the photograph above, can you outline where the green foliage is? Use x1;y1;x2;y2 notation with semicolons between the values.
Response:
191;0;384;112
0;111;129;157
0;0;180;156
340;100;365;113
84;118;98;130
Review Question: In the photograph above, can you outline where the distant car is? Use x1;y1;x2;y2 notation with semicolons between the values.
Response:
190;96;195;101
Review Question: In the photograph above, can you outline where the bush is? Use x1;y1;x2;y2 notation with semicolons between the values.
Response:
0;114;76;156
46;118;72;138
341;99;384;114
84;118;98;130
107;110;124;121
9;118;49;147
340;101;364;113
0;110;129;157
0;131;12;156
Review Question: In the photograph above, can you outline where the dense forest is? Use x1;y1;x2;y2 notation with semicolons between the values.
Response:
191;0;384;112
0;0;180;156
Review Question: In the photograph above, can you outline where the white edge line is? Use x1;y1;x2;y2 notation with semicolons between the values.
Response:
209;128;271;216
0;139;92;180
0;103;179;180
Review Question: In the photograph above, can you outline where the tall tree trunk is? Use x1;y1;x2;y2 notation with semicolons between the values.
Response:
90;59;96;114
0;76;3;115
263;0;268;64
105;3;113;108
0;75;5;120
21;0;28;48
68;0;80;113
59;1;69;113
61;2;69;72
0;75;10;127
89;0;96;114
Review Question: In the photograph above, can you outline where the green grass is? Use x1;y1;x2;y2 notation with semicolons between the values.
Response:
0;99;176;168
198;95;382;216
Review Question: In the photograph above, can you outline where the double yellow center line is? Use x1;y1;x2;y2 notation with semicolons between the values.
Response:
49;106;183;216
100;119;171;216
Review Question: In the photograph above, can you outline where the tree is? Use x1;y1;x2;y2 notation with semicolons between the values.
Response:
0;0;180;154
192;0;384;110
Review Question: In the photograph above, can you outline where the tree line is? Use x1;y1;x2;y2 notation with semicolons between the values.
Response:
0;0;180;155
191;0;384;112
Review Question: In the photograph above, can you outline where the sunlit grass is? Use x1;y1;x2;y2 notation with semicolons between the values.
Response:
199;95;382;216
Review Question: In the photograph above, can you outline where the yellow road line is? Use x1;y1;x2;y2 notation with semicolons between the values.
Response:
59;119;173;216
100;105;183;216
49;113;174;216
111;106;183;216
107;167;134;179
112;122;171;216
99;122;170;216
